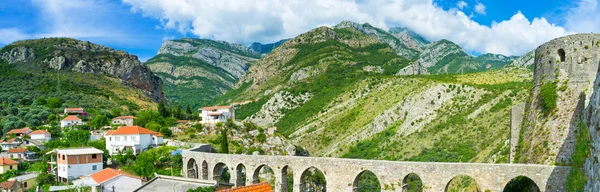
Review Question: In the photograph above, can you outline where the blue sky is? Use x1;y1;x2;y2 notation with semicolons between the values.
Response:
1;0;599;61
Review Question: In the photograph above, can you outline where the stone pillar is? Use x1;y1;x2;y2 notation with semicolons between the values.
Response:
509;103;525;163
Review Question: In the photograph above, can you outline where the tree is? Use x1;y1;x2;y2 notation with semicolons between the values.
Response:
186;105;192;115
175;105;182;119
36;172;56;186
65;130;91;144
136;110;163;127
160;127;173;138
220;128;229;154
193;123;203;132
45;97;63;108
110;108;122;117
132;152;156;180
89;115;109;129
158;101;169;118
145;123;162;132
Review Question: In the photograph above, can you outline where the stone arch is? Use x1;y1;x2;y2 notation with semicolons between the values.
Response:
281;166;293;192
402;173;423;192
186;158;198;179
252;164;275;188
213;162;231;183
444;175;481;192
558;48;566;62
300;167;327;192
503;176;540;192
236;164;246;186
201;161;208;180
352;170;381;192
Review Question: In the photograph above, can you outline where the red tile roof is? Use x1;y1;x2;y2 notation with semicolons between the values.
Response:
0;157;18;165
62;115;81;121
29;130;51;135
90;168;140;184
106;126;161;136
177;120;188;123
6;127;32;134
113;116;136;120
65;108;84;111
0;180;16;189
218;183;273;192
1;138;19;143
7;148;27;153
200;106;230;111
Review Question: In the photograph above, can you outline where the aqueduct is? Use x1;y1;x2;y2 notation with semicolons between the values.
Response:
182;149;570;192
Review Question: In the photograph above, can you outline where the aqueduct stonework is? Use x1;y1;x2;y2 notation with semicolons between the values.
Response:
182;149;570;192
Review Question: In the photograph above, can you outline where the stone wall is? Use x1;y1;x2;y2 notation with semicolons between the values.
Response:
518;34;600;164
510;103;525;163
584;57;600;191
183;150;570;192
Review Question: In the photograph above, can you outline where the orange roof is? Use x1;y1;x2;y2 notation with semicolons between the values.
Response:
0;180;16;189
0;157;18;165
106;126;160;136
65;108;84;111
218;182;273;192
90;168;139;184
63;115;81;121
29;130;51;135
7;148;27;153
6;127;32;134
113;116;136;120
200;106;230;111
177;120;188;123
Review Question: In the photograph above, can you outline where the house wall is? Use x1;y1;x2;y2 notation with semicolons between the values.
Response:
111;119;134;126
106;134;153;155
19;177;35;191
1;144;19;151
201;107;234;124
30;134;50;141
102;175;142;192
0;164;16;174
58;162;102;180
57;154;102;165
8;153;23;159
61;120;82;127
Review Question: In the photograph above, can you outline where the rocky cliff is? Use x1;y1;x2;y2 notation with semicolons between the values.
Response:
147;38;260;107
0;38;165;102
388;27;429;52
249;39;288;55
516;34;600;165
506;50;535;69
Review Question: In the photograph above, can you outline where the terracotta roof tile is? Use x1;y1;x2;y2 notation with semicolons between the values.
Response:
218;182;273;192
7;148;27;153
113;116;136;120
6;127;32;134
106;126;160;136
62;115;81;121
29;130;51;135
200;106;230;111
0;180;16;189
90;168;140;184
65;108;84;111
0;157;19;165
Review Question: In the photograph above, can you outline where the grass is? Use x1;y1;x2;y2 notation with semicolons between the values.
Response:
565;118;591;191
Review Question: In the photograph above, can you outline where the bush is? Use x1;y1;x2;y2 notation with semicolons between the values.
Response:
540;82;558;114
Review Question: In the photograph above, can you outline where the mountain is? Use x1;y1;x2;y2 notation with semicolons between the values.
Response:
397;40;519;75
213;25;532;164
145;38;260;108
388;27;429;52
505;50;534;69
249;39;289;55
0;38;160;110
334;21;422;60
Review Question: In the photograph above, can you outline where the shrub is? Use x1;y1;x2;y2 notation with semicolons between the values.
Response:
540;82;558;114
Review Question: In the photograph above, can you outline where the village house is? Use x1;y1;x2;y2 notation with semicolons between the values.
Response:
28;129;51;142
6;128;32;138
0;180;21;192
73;168;142;192
199;106;235;124
0;138;22;151
61;115;83;128
7;173;38;192
105;126;163;156
111;116;135;126
47;147;104;182
0;157;18;174
64;108;84;114
24;139;45;150
7;148;37;161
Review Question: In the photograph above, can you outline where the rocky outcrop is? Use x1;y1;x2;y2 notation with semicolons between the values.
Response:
248;91;312;127
334;21;421;59
1;38;165;102
506;50;534;69
388;27;429;52
397;39;467;75
517;34;600;164
249;39;289;55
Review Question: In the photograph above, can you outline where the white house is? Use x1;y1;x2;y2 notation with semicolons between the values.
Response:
28;130;51;142
199;106;235;124
47;147;104;183
0;138;22;151
111;116;135;126
105;126;163;156
64;108;84;114
72;168;142;192
61;115;82;128
6;127;32;137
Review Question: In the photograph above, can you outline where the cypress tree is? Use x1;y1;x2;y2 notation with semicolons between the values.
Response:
220;128;229;154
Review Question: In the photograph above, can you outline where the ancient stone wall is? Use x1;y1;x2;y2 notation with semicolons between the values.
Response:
510;103;525;163
518;34;600;164
584;57;600;191
183;150;570;192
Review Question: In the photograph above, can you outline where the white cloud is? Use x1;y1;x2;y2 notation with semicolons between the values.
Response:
457;1;467;10
122;0;571;56
474;3;486;15
0;28;31;45
564;0;600;33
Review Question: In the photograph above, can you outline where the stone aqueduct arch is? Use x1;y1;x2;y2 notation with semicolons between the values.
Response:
183;151;569;191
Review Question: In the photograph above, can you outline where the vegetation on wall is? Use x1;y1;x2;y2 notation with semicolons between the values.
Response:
565;119;591;191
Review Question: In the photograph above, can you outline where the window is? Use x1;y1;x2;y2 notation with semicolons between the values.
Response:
124;136;127;141
115;137;120;141
23;182;27;188
92;154;97;159
109;137;111;141
92;165;97;171
9;166;12;169
62;155;65;160
132;136;136;141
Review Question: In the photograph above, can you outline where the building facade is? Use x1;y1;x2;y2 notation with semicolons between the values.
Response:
105;126;163;156
200;106;235;124
64;108;84;114
111;116;135;126
29;130;51;142
6;128;32;138
50;148;104;182
61;115;82;128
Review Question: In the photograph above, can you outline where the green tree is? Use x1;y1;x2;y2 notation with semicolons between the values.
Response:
136;110;163;127
65;130;91;144
220;128;229;154
45;97;63;108
36;172;56;186
89;115;109;129
540;82;558;114
186;105;193;115
160;127;173;138
110;108;122;117
145;123;162;132
131;151;157;180
158;101;169;118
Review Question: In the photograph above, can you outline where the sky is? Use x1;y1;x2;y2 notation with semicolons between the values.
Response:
0;0;599;62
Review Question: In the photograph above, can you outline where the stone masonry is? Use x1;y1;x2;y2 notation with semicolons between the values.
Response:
183;150;570;192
